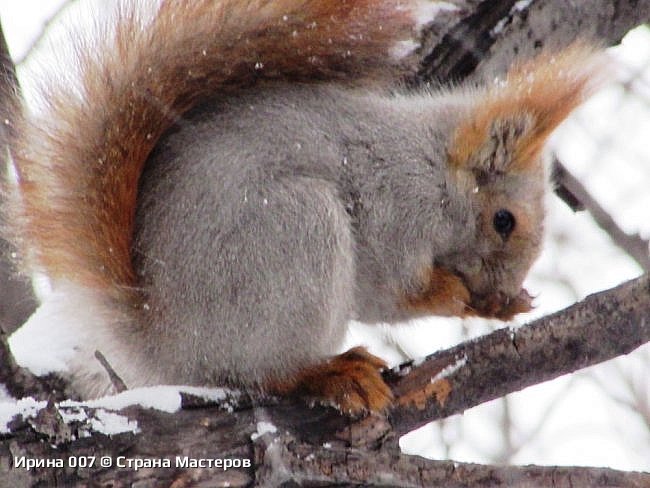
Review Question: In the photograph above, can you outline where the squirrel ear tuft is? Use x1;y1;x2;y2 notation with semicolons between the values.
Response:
448;43;608;173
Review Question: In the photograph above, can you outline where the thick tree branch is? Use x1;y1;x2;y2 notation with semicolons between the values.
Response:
0;21;37;335
387;273;650;435
413;0;650;85
258;435;650;487
2;275;649;485
2;393;650;487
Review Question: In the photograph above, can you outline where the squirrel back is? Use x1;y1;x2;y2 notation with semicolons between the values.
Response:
5;1;604;411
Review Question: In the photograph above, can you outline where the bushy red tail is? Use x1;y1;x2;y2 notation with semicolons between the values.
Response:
6;0;420;300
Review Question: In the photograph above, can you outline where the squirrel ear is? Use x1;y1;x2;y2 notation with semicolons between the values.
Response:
448;43;607;174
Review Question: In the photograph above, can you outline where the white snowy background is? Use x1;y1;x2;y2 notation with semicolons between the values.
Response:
0;0;648;472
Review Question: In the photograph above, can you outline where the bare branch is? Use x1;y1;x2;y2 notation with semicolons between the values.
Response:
0;20;37;335
2;395;649;487
414;0;650;85
386;273;650;435
552;158;650;271
12;0;78;66
258;435;650;487
94;350;128;394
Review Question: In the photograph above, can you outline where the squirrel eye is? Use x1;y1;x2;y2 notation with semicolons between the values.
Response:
493;209;516;239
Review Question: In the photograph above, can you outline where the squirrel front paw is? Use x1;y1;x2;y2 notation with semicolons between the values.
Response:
468;289;534;320
268;347;393;415
402;266;534;320
403;266;472;317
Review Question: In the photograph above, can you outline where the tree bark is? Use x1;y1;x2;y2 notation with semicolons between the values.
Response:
413;0;650;85
1;275;649;486
0;21;37;336
387;274;650;435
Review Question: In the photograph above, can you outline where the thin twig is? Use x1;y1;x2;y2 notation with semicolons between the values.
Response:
94;350;128;393
552;158;650;271
13;0;78;66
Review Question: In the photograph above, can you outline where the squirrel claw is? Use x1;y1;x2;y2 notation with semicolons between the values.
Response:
268;347;394;415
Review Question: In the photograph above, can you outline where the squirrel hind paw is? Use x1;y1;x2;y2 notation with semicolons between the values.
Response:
269;347;394;415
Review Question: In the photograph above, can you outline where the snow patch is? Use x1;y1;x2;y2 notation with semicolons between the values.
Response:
57;406;89;424
413;1;458;31
88;409;139;436
392;1;459;60
431;355;468;382
60;385;240;414
391;39;420;60
513;0;534;11
0;397;45;433
0;397;137;436
0;385;13;403
492;0;534;36
1;385;239;435
8;292;81;375
251;421;278;441
412;355;427;367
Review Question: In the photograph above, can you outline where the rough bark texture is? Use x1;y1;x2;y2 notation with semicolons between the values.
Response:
1;1;649;486
0;21;37;336
413;0;650;85
1;275;648;486
387;274;650;435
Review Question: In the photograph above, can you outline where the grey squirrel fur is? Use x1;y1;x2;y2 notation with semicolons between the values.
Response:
4;0;603;411
135;85;473;384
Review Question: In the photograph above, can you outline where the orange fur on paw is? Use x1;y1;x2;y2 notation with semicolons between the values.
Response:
268;347;393;415
403;266;471;317
468;288;534;320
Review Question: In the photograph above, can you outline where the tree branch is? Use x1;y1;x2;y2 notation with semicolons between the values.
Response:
552;158;650;271
413;0;650;85
386;273;650;435
2;276;649;485
258;435;650;487
0;21;37;336
2;396;649;486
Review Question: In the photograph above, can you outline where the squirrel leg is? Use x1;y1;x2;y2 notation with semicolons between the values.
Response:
268;347;393;415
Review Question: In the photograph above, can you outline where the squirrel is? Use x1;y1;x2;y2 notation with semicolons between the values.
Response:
3;0;603;414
